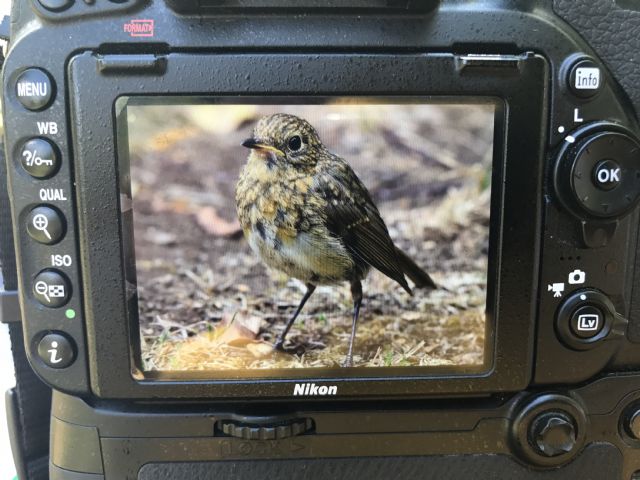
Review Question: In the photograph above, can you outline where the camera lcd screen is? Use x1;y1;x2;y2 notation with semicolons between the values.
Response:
119;98;496;378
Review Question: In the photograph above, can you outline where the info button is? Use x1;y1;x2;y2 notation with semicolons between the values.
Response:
568;58;604;99
570;305;605;339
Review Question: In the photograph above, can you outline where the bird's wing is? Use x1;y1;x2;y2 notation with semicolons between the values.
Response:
311;159;411;294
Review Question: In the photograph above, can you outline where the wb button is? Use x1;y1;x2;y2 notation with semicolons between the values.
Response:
593;159;622;191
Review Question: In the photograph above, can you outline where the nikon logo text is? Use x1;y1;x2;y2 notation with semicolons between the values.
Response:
293;383;337;396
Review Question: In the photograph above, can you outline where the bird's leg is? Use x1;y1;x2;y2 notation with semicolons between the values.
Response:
343;280;363;368
274;283;316;351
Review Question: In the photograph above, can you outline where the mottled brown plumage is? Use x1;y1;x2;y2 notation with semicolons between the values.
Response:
236;113;436;366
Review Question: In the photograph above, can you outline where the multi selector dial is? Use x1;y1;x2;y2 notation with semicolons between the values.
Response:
554;125;640;219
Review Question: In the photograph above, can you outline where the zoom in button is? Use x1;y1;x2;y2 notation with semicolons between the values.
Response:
33;270;71;308
27;206;65;245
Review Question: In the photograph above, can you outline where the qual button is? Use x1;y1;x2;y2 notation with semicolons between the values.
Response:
19;138;60;178
27;206;66;245
15;68;55;111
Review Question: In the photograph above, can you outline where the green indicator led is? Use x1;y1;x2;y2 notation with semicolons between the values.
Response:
65;309;76;319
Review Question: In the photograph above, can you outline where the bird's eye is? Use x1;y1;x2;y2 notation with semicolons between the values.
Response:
287;135;303;152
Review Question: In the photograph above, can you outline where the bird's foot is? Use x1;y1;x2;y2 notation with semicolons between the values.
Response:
274;338;302;354
341;355;354;368
273;338;286;352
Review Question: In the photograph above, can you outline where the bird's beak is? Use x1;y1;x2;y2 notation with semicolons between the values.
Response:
242;138;284;156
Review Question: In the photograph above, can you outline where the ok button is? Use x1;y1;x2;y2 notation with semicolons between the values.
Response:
593;159;622;191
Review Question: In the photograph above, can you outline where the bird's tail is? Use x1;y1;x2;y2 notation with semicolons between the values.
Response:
395;247;437;290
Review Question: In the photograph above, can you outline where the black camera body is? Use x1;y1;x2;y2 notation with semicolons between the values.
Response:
2;0;640;478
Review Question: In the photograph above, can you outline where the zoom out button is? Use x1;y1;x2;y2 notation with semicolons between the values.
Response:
33;270;71;308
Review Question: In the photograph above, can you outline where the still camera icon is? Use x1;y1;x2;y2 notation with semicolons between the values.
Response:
577;313;600;332
568;269;586;285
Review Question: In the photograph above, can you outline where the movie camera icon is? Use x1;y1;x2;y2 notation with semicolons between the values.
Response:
548;282;565;298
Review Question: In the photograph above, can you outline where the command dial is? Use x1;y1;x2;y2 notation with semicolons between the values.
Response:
555;127;640;219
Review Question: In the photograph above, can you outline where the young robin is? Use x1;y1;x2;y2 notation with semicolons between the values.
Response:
236;113;436;367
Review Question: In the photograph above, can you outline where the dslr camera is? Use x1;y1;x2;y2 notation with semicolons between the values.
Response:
2;0;640;479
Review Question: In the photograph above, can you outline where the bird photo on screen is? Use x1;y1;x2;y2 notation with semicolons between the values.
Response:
236;113;436;367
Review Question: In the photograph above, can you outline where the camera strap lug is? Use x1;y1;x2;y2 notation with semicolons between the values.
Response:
6;323;52;480
0;15;9;46
0;288;20;324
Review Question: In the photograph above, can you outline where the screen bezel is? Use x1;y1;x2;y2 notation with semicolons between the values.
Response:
69;51;547;399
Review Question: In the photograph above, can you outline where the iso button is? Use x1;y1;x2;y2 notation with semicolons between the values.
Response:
27;206;66;245
19;138;60;178
33;270;71;308
15;68;55;111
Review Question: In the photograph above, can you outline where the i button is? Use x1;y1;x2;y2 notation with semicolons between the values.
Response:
37;333;76;369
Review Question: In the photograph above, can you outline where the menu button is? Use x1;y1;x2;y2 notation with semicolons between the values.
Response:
15;68;55;111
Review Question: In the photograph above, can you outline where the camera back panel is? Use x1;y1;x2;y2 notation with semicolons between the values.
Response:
2;0;640;478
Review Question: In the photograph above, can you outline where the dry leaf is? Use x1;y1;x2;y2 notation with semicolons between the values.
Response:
196;206;242;237
246;342;275;358
214;314;263;346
